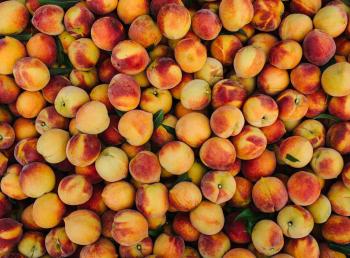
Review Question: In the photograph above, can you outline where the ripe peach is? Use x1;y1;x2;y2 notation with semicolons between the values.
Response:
0;165;27;200
0;123;15;150
66;133;101;167
14;138;43;165
32;5;64;35
13;118;37;141
183;246;200;258
252;0;284;31
102;181;135;211
287;171;321;206
242;150;276;182
249;33;278;56
314;5;347;38
234;46;266;78
69;68;98;90
45;227;77;258
68;38;100;71
224;213;251;243
17;231;45;258
260;120;285;144
119;237;153;257
198;232;231;258
0;107;12;124
0;192;11;218
153;233;185;258
307;194;331;224
136;183;168;218
306;89;327;118
251;220;284;256
0;1;29;35
192;9;221;40
150;0;182;16
321;62;350;97
64;209;101;245
277;89;309;122
223;248;256;258
172;212;200;242
122;142;151;159
151;114;176;147
181;79;211;111
111;40;150;75
129;151;161;184
285;235;320;258
16;91;46;119
147;58;182;90
42;76;70;104
257;65;289;96
279;14;312;41
78;184;106;215
95;147;128;182
90;84;113;112
194;57;223;86
219;0;253;32
112;209;148;246
98;58;118;83
35;106;68;135
303;30;336;66
190;201;225;235
322;215;350;244
129;15;162;48
212;79;247;109
311;148;344;179
58;174;93;206
64;4;94;38
328;181;350;216
230;176;253;207
329;95;350;120
37;129;69;164
80;238;117;258
293;119;325;148
0;37;26;75
91;17;125;51
210;105;244;138
0;218;23;256
117;0;148;24
326;122;350;154
210;35;242;65
232;125;267;160
269;40;302;69
86;0;118;14
169;181;202;212
290;0;321;15
140;88;173;114
0;75;19;104
290;63;321;95
26;33;57;67
74;164;101;185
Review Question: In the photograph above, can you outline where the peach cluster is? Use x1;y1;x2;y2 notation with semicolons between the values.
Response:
0;0;349;257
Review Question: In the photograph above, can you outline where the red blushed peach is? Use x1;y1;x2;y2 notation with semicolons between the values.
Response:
0;192;11;218
277;89;309;122
16;91;46;119
326;122;350;154
230;176;252;207
328;181;350;216
190;201;225;235
119;237;153;258
314;5;347;38
252;0;284;32
26;33;57;67
1;164;27;200
335;36;350;56
117;0;148;24
91;17;125;51
329;94;350;121
129;151;161;184
86;0;118;14
290;0;321;16
234;45;266;78
129;15;162;48
111;40;150;75
98;58;118;84
257;64;289;96
0;75;20;104
64;209;101;246
0;218;23;256
224;213;251;244
99;115;124;146
121;142;151;159
0;37;26;75
170;73;192;100
175;39;207;74
0;1;29;35
261;119;286;144
69;68;98;90
147;58;182;90
319;242;346;258
35;106;68;135
249;33;278;56
279;14;313;41
78;184;106;215
303;30;336;66
210;35;242;65
285;235;320;258
140;87;173;114
199;137;236;170
0;152;8;176
66;134;101;167
32;5;64;35
42;76;70;104
153;233;184;258
13;118;38;141
322;215;350;244
14;138;42;165
224;248;256;258
0;107;12;124
80;238;118;258
68;38;100;71
198;232;231;258
102;181;135;211
342;163;350;188
17;231;46;258
112;209;149;246
194;57;223;86
172;213;200;242
58;174;93;206
322;62;350;97
21;204;40;230
212;79;248;109
192;9;222;40
311;148;344;179
101;210;115;238
293;119;325;148
252;177;288;213
19;162;55;198
219;0;253;32
0;123;15;150
306;89;327;118
242;150;276;182
169;181;202;212
45;227;77;258
150;0;182;16
181;79;211;111
90;84;113;112
269;40;302;70
231;125;267;160
64;4;94;38
287;171;321;206
290;63;321;94
75;164;102;184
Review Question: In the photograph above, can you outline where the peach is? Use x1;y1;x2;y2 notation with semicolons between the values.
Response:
117;0;148;24
194;57;223;86
26;33;57;66
111;40;150;75
224;213;251;243
122;142;151;159
249;33;278;56
112;209;149;246
279;14;312;41
58;174;93;205
329;95;350;120
251;220;284;256
326;122;350;154
19;162;55;198
169;181;202;212
303;30;336;66
252;0;284;31
58;30;76;53
86;0;118;15
212;79;247;109
147;58;182;90
328;181;350;216
313;5;347;38
319;242;346;258
149;44;172;61
322;62;350;97
101;210;115;238
311;147;344;179
242;150;276;182
252;177;288;213
260;120;285;144
269;40;302;69
16;91;46;119
42;76;70;104
129;151;161;184
192;9;222;40
45;227;77;258
14;138;43;165
219;0;253;32
64;209;101;245
75;164;102;184
102;181;135;211
133;71;150;88
140;87;173;114
230;176;253;207
285;235;320;258
147;214;166;230
257;65;289;96
287;171;321;206
172;213;200;242
0;152;8;177
210;35;242;65
129;15;162;48
0;218;23;256
181;79;211;111
90;84;113;112
80;238;117;258
98;58;118;83
37;129;69;164
290;63;321;94
91;17;125;51
277;89;309;122
231;125;267;160
35;106;68;135
0;37;26;75
78;184;106;215
153;233;184;258
293;119;325;148
307;194;331;224
64;4;94;38
69;68;98;90
342;163;350;188
0;75;19;104
322;215;350;244
0;192;11;218
306;89;327;118
95;147;128;182
13;118;38;141
0;1;29;35
68;38;100;71
0;123;15;150
0;107;12;123
210;105;244;138
136;183;168;218
32;5;64;35
17;231;45;258
198;232;231;258
0;165;27;200
119;237;153;257
290;0;321;15
66;133;101;167
223;248;256;258
150;0;182;16
190;201;225;235
234;46;266;78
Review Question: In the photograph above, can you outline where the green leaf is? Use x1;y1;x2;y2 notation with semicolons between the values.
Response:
314;113;341;123
285;154;300;162
38;0;80;8
55;37;65;67
49;67;72;76
162;124;176;135
234;208;256;222
11;33;33;41
328;242;350;255
115;109;125;117
149;226;164;238
175;173;192;184
234;208;274;235
342;0;350;6
236;29;248;37
153;110;165;129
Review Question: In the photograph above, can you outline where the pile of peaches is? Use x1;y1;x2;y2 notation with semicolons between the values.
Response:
1;0;350;257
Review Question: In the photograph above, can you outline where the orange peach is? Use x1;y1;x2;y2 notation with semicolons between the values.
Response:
180;79;211;111
307;194;332;224
277;89;309;122
117;0;149;24
16;91;46;119
234;46;266;78
326;122;350;154
153;233;185;258
257;65;289;96
328;181;350;216
17;231;45;258
210;105;244;138
68;38;100;71
69;68;98;90
0;107;12;124
169;181;202;212
121;142;151;159
242;149;276;182
0;75;20;104
252;0;284;32
140;87;173;114
119;237;153;258
194;57;223;86
329;94;350;120
64;4;95;38
58;174;93;206
322;214;350;244
210;35;242;66
172;212;200;242
192;9;222;40
321;62;350;97
223;248;256;258
249;33;278;56
219;0;253;32
78;184;106;215
86;0;118;14
269;40;302;69
198;232;231;258
342;163;350;188
293;119;325;148
45;227;77;258
136;183;168;218
129;151;161;184
0;123;15;150
0;37;26;75
0;152;8;177
230;176;253;207
212;79;247;109
14;138;43;165
129;15;162;48
290;63;321;94
306;89;327;118
26;33;57;66
1;164;27;200
0;218;23;256
80;238;117;258
260;120;286;144
32;5;65;35
151;114;176;146
285;235;320;258
311;147;344;179
13;118;38;141
90;84;114;112
279;14;313;41
102;181;135;211
290;0;321;15
0;1;29;35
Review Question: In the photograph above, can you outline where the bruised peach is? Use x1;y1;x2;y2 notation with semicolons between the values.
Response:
42;76;70;104
269;40;302;69
172;212;200;242
311;148;344;179
86;0;118;15
129;15;162;48
234;46;266;78
321;62;350;97
322;215;350;244
198;232;231;258
0;37;26;75
175;38;207;73
147;58;182;90
293;119;325;148
328;181;350;216
153;233;185;258
129;151;161;184
80;238;117;258
64;4;94;38
0;1;29;35
181;80;211;111
192;9;221;40
306;89;327;118
68;38;100;71
313;5;347;38
17;231;45;258
26;33;57;66
224;249;256;258
252;0;284;31
45;227;77;258
290;0;321;16
291;63;321;94
14;138;43;166
210;35;242;66
303;30;336;66
277;89;309;122
91;17;125;51
0;123;15;150
212;79;247;109
219;0;253;32
169;181;202;212
326;122;350;154
249;33;278;56
285;235;320;258
210;105;244;138
257;65;289;96
32;5;64;35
